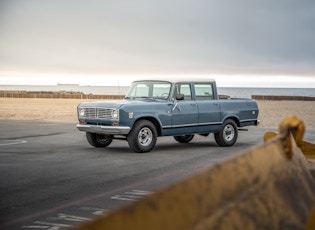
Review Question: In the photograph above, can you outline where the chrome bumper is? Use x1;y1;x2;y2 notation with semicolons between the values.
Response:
76;124;131;135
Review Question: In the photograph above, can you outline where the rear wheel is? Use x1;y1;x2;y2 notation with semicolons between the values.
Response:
214;119;238;147
174;135;194;143
86;132;113;147
127;120;157;153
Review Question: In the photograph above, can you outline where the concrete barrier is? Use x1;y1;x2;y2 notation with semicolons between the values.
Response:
0;91;124;99
76;116;315;230
252;95;315;101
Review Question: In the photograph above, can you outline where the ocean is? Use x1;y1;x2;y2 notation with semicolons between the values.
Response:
0;85;314;99
217;87;315;98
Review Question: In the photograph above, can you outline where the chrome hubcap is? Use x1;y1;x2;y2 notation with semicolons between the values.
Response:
138;127;152;146
223;124;235;141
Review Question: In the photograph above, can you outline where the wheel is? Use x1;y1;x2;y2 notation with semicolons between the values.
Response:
127;120;157;153
214;119;238;147
86;132;113;147
174;135;194;143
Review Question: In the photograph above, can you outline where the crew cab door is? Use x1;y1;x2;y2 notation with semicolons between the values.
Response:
194;83;222;132
171;83;198;135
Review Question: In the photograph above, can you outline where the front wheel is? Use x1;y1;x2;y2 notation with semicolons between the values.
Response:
127;120;157;153
214;119;238;147
174;135;194;143
86;132;113;147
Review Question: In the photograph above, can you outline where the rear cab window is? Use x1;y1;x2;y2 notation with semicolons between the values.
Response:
194;83;215;100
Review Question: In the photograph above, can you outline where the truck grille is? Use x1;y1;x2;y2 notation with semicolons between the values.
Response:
80;108;115;119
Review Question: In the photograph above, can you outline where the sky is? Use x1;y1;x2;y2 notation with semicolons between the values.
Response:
0;0;315;87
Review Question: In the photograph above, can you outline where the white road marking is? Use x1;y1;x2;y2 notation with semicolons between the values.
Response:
92;210;105;216
111;194;139;201
79;206;108;215
125;190;152;195
22;226;49;229
0;139;27;146
22;221;71;229
49;213;91;222
111;190;151;201
21;207;107;229
21;191;151;229
33;221;72;228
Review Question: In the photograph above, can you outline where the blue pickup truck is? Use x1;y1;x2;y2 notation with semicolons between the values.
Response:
77;79;259;152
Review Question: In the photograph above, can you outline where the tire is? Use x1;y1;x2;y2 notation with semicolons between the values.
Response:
174;135;194;143
127;120;157;153
86;132;113;147
214;119;238;147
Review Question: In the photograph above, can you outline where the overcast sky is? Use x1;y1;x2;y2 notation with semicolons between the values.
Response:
0;0;315;87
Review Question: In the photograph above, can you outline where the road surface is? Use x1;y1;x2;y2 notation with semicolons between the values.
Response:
0;120;313;229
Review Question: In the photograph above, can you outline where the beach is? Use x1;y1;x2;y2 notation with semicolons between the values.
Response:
0;98;314;130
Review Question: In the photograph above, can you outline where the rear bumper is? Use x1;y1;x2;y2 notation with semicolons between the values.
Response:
76;124;131;135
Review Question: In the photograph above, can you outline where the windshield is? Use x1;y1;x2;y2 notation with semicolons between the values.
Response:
125;81;171;100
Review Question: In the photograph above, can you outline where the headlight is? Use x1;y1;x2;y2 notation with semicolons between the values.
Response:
78;108;85;117
112;109;119;120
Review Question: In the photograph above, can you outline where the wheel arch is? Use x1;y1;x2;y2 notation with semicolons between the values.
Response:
223;116;240;127
133;116;162;136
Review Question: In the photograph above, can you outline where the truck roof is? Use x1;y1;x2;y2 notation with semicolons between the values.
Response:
133;77;216;84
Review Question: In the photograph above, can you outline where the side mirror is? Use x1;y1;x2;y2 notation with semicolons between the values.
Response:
176;94;184;101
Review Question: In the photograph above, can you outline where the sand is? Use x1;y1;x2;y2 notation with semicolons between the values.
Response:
0;98;314;129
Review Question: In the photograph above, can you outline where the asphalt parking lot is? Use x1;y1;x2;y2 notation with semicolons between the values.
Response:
0;120;314;229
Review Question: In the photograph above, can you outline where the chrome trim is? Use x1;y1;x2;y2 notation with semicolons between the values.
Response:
76;124;130;135
78;107;119;120
198;122;222;126
162;122;222;129
162;123;198;129
239;118;259;122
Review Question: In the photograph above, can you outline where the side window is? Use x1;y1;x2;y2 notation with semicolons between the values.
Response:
152;83;171;98
173;83;192;100
194;83;214;100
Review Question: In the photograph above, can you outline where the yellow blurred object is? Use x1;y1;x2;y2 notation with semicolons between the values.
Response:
264;115;315;158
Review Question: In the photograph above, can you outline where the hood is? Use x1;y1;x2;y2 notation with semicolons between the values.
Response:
78;98;167;108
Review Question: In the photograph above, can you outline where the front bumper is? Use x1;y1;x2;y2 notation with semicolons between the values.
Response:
76;124;131;135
